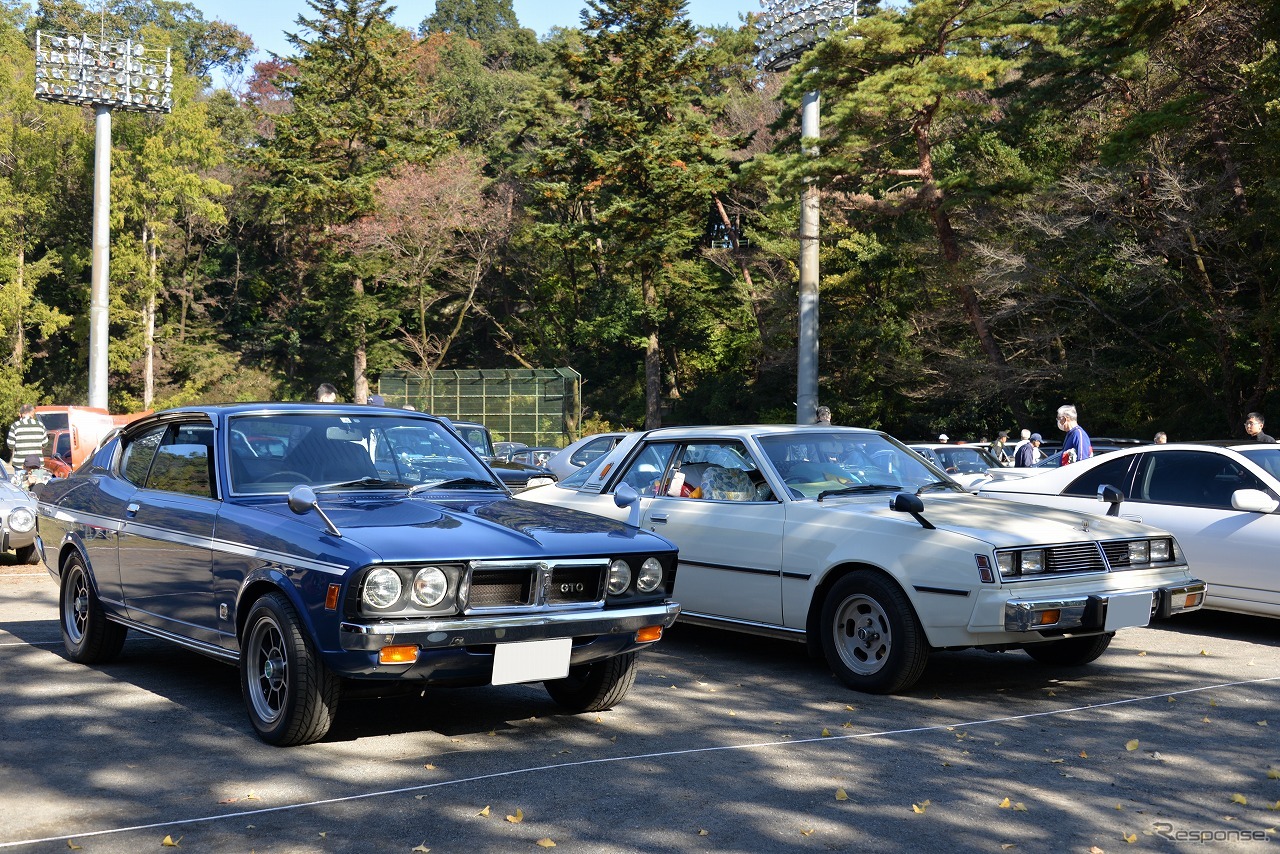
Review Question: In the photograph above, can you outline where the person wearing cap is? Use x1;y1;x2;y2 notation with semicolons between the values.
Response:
1014;433;1042;467
937;433;949;443
990;429;1011;464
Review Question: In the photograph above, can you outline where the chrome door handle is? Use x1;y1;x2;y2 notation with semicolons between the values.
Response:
650;514;668;523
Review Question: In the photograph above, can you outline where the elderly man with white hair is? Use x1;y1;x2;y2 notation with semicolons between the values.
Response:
1056;404;1093;464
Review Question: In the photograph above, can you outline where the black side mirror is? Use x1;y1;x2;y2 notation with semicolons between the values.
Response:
890;492;935;529
1097;484;1125;517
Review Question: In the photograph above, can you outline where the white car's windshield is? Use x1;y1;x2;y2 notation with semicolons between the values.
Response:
229;413;499;494
756;432;957;498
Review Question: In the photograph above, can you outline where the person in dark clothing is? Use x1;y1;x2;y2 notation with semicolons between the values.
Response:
1244;412;1276;443
1014;433;1041;467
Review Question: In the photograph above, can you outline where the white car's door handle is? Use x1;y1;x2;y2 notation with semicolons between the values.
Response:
650;514;668;523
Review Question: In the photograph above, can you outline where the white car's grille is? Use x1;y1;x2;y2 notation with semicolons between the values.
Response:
1046;543;1107;574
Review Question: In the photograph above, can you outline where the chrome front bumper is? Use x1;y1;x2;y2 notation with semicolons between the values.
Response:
1004;581;1206;632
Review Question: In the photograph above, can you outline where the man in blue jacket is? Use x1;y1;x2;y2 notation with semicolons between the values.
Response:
1056;405;1092;465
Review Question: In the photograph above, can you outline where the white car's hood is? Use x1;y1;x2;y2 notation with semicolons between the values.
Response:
843;491;1161;548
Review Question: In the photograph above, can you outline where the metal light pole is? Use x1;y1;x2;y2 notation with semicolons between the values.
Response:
755;1;859;424
34;31;172;410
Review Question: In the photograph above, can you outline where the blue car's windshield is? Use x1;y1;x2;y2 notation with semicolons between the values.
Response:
229;413;501;495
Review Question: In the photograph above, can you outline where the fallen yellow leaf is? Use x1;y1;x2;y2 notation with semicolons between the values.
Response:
245;792;259;800
1013;802;1028;812
1001;845;1017;851
1080;751;1089;759
1259;720;1269;726
506;808;524;824
1233;793;1249;806
1124;832;1138;843
1270;801;1280;812
1199;650;1209;656
801;829;815;837
999;797;1012;809
912;800;930;814
698;829;709;836
161;836;182;848
318;831;327;838
1203;717;1212;723
412;843;430;853
1090;848;1106;854
67;843;81;851
424;763;436;770
1210;698;1219;706
1125;739;1140;752
1115;803;1124;810
535;839;556;848
821;728;831;737
1268;768;1280;780
1168;697;1176;703
477;805;491;817
1138;650;1147;656
1050;759;1065;764
835;788;849;801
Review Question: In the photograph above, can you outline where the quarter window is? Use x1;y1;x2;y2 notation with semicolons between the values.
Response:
120;426;166;487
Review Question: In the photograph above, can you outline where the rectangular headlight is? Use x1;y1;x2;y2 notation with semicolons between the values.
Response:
1020;549;1045;574
996;552;1017;576
1149;538;1171;562
1128;541;1151;563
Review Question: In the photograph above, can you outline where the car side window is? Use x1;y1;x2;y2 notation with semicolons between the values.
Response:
120;426;167;487
570;436;615;467
616;443;678;494
1133;451;1265;508
667;441;764;502
1062;455;1135;498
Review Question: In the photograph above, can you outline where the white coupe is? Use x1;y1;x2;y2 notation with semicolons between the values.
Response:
980;442;1280;618
518;425;1205;693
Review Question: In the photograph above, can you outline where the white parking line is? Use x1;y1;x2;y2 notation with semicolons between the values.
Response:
3;674;1278;849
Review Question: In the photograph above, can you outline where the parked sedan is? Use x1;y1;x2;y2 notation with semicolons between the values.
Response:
518;425;1205;694
36;404;679;745
544;432;628;481
980;442;1280;618
0;460;39;563
907;443;1007;491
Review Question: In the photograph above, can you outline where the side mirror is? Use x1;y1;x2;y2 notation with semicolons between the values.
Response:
614;481;642;528
287;484;342;537
889;492;935;529
1231;488;1279;514
1097;484;1125;516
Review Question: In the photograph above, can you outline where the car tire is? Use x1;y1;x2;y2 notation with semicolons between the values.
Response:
821;571;929;694
240;592;341;746
1024;633;1113;666
59;553;127;664
15;544;38;564
544;652;638;712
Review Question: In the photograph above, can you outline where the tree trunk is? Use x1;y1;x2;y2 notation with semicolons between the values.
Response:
643;273;662;429
11;236;23;371
353;275;368;403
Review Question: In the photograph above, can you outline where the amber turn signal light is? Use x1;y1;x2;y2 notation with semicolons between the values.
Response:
1036;609;1061;626
325;583;341;610
636;625;663;643
379;645;420;664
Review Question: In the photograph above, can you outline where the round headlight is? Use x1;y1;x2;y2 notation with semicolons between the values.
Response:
362;567;402;609
636;557;664;592
607;558;632;595
8;506;35;533
411;566;448;607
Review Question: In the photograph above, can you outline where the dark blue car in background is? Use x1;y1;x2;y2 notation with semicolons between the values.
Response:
36;404;679;745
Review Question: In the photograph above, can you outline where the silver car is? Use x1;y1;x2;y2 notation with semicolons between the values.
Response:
0;460;40;563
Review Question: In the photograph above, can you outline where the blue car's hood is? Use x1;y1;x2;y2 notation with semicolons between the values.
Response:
259;493;668;562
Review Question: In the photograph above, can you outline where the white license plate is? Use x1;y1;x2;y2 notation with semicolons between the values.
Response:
1104;591;1154;631
491;638;572;685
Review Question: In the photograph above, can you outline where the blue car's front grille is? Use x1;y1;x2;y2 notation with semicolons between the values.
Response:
463;559;608;614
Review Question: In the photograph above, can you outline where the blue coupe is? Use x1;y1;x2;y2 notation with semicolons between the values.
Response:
36;404;679;745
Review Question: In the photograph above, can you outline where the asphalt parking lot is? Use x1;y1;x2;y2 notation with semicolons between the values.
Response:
2;561;1278;853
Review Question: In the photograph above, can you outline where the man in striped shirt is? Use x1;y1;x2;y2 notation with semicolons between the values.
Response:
7;404;47;464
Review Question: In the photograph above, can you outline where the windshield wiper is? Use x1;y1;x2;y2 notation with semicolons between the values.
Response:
316;477;415;491
818;483;901;500
408;477;501;495
916;480;959;494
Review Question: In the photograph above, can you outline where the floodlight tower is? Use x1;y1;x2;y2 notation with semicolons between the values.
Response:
755;1;859;424
34;31;172;410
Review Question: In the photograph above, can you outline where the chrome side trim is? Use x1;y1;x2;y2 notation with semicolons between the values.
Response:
677;611;807;643
103;615;238;663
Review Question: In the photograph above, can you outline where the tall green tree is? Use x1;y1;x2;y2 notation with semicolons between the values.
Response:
253;0;442;400
521;0;737;427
